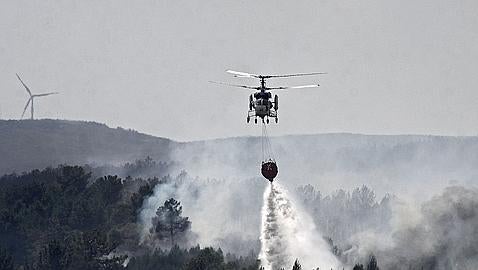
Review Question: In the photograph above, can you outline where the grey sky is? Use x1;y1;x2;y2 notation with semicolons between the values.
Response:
1;0;477;141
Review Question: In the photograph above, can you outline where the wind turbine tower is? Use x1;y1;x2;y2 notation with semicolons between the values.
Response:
16;74;59;120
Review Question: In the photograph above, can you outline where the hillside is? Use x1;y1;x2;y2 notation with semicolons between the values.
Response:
0;120;173;174
1;119;478;198
177;133;478;197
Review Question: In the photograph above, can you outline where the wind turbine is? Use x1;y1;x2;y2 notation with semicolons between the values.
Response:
16;74;59;120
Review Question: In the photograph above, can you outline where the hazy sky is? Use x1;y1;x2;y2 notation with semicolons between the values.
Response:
1;0;478;141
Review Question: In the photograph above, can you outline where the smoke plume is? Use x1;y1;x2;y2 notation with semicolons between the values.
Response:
138;174;265;254
346;186;478;270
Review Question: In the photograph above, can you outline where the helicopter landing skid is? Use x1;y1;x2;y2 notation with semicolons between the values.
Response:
247;110;277;124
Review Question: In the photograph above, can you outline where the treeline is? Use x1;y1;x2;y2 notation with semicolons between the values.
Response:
86;156;176;180
128;246;259;270
296;184;392;246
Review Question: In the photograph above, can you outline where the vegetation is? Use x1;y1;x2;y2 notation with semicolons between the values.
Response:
128;246;259;270
0;164;383;269
151;198;191;247
0;165;260;269
0;248;14;270
0;165;151;269
0;120;173;176
296;184;393;245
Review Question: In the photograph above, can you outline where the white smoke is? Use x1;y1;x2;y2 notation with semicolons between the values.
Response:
259;183;342;270
344;185;478;270
138;175;264;253
138;181;178;244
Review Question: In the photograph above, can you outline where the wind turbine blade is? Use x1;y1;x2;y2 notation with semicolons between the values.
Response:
225;70;260;78
33;92;59;97
16;73;32;96
265;72;327;78
268;84;320;90
209;81;257;90
21;98;32;119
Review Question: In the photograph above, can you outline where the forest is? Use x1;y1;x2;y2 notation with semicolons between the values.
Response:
0;160;384;270
0;164;258;269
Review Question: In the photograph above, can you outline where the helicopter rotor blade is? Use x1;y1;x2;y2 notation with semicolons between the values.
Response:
265;72;327;78
33;92;59;97
268;84;320;90
226;70;326;79
208;81;258;90
225;70;260;78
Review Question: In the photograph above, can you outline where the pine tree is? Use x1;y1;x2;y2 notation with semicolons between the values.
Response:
183;247;224;270
366;255;379;270
151;198;191;246
0;248;14;270
353;264;364;270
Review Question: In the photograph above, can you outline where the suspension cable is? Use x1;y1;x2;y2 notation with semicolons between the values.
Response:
261;122;275;162
261;123;265;161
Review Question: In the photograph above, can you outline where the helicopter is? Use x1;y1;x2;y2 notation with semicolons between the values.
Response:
210;70;325;124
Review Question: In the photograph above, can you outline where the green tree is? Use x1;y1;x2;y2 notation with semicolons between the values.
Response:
0;248;14;270
0;165;157;269
151;198;191;246
353;264;364;270
366;255;379;270
184;247;224;270
35;240;70;270
292;259;301;270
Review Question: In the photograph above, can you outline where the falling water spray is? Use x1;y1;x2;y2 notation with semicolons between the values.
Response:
259;183;342;270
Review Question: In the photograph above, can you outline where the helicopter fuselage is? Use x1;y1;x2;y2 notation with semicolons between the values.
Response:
248;88;278;123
